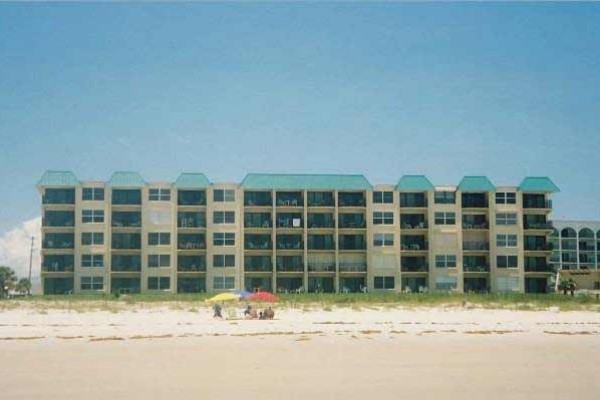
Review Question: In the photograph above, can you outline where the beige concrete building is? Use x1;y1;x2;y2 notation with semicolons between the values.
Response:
38;171;559;295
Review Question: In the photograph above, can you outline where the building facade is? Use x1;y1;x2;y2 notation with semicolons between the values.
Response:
38;171;559;295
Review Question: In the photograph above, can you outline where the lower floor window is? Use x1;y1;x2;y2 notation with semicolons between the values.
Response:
213;276;235;290
148;277;170;290
81;276;103;290
374;276;395;290
497;255;518;268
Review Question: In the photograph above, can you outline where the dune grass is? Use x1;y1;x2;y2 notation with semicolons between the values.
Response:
0;292;598;312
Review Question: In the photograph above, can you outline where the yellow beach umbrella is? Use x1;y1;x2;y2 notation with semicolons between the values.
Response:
205;292;240;303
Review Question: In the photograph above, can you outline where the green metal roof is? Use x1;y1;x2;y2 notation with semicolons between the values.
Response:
458;176;495;192
395;175;434;191
108;171;145;188
174;173;211;189
37;170;79;187
240;173;372;190
518;177;560;193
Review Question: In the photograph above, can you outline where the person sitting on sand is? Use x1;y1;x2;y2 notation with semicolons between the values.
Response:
244;305;252;318
213;303;223;319
263;307;275;320
259;311;264;320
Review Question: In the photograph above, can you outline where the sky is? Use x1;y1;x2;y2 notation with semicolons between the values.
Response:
0;3;599;276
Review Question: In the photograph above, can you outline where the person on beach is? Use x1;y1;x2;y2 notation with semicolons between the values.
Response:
264;307;275;320
213;303;223;318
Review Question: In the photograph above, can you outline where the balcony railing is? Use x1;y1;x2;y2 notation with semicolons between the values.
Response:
523;199;552;209
245;241;272;250
245;220;272;228
177;264;207;272
463;241;490;251
464;264;490;272
177;241;206;250
338;193;366;207
401;221;427;229
524;243;553;251
276;241;303;250
401;264;428;272
338;220;366;229
524;222;553;230
307;263;335;272
43;239;75;249
111;265;142;272
339;263;367;272
462;222;489;230
42;264;74;272
245;264;273;272
401;242;428;251
524;264;553;272
276;265;304;272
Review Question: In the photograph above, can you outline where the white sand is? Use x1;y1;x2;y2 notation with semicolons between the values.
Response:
1;305;599;399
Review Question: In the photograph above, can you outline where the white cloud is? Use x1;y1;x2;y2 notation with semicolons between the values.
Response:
0;217;42;280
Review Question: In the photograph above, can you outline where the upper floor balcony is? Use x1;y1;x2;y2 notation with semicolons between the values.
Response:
42;188;75;205
338;234;366;250
401;256;428;272
462;241;490;251
244;191;272;207
400;193;427;208
276;235;303;250
400;214;427;229
42;233;75;249
245;234;272;250
339;262;367;273
522;194;552;210
307;262;336;273
112;233;142;250
276;191;303;207
244;213;272;229
111;254;141;272
43;210;75;227
463;256;489;272
524;215;553;230
244;255;273;272
338;192;366;208
308;234;335;250
112;189;141;206
177;211;206;228
276;213;303;229
112;211;142;228
42;254;74;272
461;193;488;208
276;256;304;272
177;190;206;206
462;214;488;230
177;233;206;250
307;213;335;229
338;213;366;229
307;191;335;207
401;236;428;251
524;257;552;272
177;255;207;272
524;237;553;251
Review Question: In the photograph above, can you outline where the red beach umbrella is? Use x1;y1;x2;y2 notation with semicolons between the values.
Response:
248;292;279;303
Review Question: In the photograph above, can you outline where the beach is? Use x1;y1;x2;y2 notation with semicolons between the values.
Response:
1;305;599;399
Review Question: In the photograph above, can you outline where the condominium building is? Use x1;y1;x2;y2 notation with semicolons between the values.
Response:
38;171;559;295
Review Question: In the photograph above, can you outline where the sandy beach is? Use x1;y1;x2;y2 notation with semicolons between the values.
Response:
1;305;599;399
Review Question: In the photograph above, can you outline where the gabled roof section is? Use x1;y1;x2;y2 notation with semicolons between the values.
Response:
37;170;79;187
518;177;560;193
240;173;372;190
108;171;145;188
174;173;211;189
395;175;434;191
458;176;495;192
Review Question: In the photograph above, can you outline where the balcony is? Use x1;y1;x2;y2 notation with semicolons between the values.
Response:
461;193;488;208
307;192;334;207
43;234;75;249
338;192;366;207
177;234;206;250
307;235;335;250
42;255;74;272
43;211;75;227
308;262;335;273
177;255;206;272
276;192;303;207
400;241;428;251
524;264;553;273
462;241;490;251
400;193;427;208
111;255;141;272
244;191;272;207
463;264;490;273
245;256;273;272
112;189;142;205
276;235;303;250
244;213;272;228
112;211;142;228
401;263;428;272
524;241;553;251
401;217;427;230
42;188;75;205
245;235;272;250
338;214;366;229
307;213;335;229
523;195;552;209
111;233;142;250
276;213;303;229
339;262;367;273
277;256;304;272
338;235;366;250
462;214;488;230
177;212;206;228
177;190;206;206
524;221;553;230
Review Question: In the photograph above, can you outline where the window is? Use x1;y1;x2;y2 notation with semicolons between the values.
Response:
81;232;104;246
149;188;171;201
82;188;104;201
148;277;170;290
497;234;517;248
373;191;393;204
148;254;171;268
213;276;235;290
82;209;104;223
497;276;519;292
435;255;456;268
213;254;235;268
374;276;395;290
373;233;394;247
214;232;235;246
81;276;103;291
213;211;235;224
497;255;518;269
213;189;235;202
435;276;458;291
148;232;171;246
434;212;456;225
373;212;394;225
495;192;516;205
81;254;104;268
434;191;455;204
496;213;517;225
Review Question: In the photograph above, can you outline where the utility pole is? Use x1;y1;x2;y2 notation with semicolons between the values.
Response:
27;236;34;295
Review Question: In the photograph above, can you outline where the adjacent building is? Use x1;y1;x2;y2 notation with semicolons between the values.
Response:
38;171;560;295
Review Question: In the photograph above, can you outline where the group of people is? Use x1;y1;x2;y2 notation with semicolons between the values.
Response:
244;305;275;320
212;303;274;320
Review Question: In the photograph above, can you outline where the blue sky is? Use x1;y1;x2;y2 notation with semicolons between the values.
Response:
1;3;599;234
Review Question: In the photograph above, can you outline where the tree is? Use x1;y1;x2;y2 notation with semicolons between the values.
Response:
15;278;32;295
0;266;17;299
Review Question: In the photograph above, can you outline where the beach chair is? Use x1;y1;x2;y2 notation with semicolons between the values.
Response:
226;308;238;320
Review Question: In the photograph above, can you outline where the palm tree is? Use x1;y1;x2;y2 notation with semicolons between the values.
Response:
0;266;17;299
15;278;32;295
